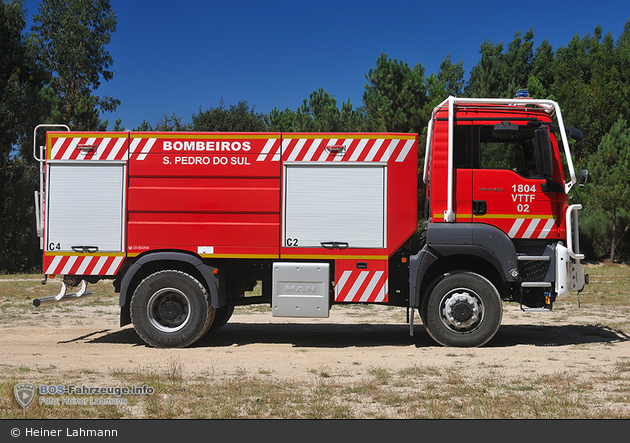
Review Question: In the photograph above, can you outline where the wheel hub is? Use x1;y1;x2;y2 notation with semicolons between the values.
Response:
451;301;473;321
160;300;183;323
147;287;191;333
441;290;483;331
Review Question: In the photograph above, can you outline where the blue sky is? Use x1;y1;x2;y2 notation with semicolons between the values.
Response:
22;0;630;130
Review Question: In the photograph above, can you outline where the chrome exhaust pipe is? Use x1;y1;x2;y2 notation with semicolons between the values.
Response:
33;280;92;307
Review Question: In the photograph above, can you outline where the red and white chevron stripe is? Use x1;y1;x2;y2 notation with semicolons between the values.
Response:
507;218;556;239
49;137;158;161
44;255;125;276
49;137;128;161
256;137;415;163
335;270;388;303
50;136;414;164
129;137;157;161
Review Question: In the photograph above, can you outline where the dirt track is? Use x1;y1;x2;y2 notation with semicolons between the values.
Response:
2;284;629;386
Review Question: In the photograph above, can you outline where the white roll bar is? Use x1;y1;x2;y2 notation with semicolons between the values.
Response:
566;204;585;260
33;124;70;163
32;124;70;248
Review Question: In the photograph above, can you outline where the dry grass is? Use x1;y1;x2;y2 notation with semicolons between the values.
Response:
3;358;629;419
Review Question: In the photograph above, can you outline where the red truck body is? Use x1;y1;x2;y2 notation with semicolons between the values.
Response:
41;132;417;302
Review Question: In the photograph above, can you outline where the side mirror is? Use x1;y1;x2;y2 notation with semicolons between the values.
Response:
534;128;554;177
568;126;583;141
578;169;588;186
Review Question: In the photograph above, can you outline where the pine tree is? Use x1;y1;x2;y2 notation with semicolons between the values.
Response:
586;118;630;262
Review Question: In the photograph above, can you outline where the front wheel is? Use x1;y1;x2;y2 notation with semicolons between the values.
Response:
208;305;234;332
422;272;502;347
130;270;215;348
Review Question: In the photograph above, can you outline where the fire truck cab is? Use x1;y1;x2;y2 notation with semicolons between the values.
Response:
412;95;587;346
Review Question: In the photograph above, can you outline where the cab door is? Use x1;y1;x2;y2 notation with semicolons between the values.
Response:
471;124;559;240
453;124;473;223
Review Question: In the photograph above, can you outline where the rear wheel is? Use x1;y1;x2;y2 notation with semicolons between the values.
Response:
422;272;502;347
130;270;215;348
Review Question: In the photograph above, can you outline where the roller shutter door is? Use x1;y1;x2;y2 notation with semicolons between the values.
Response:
46;162;125;252
284;165;385;248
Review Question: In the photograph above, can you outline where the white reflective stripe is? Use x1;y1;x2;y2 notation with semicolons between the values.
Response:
60;256;78;274
343;271;369;302
335;270;352;298
129;138;141;155
349;139;368;162
50;137;66;159
76;256;93;274
538;219;556;239
364;139;384;162
523;219;541;239
508;219;524;237
396;139;415;162
374;278;388;303
256;138;277;162
379;139;398;162
359;271;384;302
136;138;156;161
61;138;80;160
333;140;351;162
316;149;329;161
93;138;111;160
106;138;126;160
302;138;322;162
45;255;63;274
91;256;109;275
105;256;124;275
279;138;291;160
317;139;336;162
271;144;282;162
287;138;306;162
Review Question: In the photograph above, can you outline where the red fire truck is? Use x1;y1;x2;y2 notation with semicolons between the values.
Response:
31;94;587;348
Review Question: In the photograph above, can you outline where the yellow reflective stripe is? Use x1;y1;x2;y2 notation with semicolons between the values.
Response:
433;213;554;220
474;214;554;219
198;254;279;259
281;254;389;260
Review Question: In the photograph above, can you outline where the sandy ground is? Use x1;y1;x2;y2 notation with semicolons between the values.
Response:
2;282;629;385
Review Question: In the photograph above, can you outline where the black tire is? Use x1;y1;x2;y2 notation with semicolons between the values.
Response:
130;270;215;348
208;305;234;332
422;272;502;347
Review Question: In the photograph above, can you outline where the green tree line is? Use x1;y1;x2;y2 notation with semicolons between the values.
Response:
2;0;630;271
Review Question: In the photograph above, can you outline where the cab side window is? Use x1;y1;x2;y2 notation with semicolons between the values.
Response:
453;125;472;169
476;125;540;178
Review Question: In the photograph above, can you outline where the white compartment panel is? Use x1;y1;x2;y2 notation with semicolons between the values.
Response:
284;165;385;248
46;163;125;252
